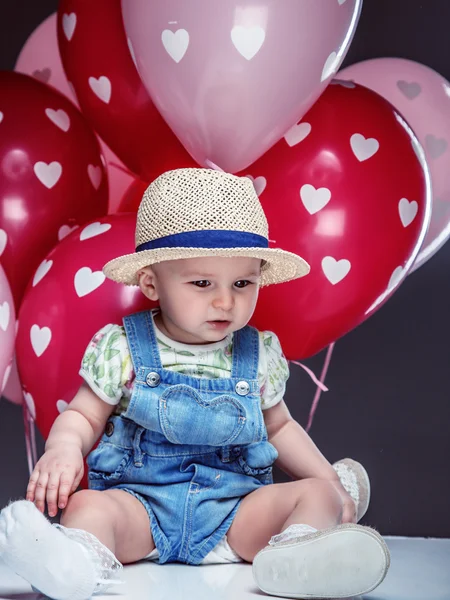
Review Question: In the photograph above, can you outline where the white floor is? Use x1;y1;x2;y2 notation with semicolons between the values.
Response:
0;537;449;600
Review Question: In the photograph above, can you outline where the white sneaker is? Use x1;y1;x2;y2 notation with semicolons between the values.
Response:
252;523;390;599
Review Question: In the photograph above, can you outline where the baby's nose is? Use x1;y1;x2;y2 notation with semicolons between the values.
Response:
212;289;234;310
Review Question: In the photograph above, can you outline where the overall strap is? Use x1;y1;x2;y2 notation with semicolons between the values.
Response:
122;310;162;372
230;325;259;381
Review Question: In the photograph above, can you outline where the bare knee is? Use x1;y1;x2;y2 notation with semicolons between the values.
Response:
61;489;115;524
295;478;343;515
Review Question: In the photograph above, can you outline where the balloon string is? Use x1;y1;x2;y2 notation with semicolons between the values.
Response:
22;403;38;476
290;342;336;433
290;361;329;392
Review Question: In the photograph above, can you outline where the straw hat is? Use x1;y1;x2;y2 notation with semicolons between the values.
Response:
103;168;310;286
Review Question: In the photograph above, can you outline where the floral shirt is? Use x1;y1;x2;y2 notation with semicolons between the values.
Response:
80;312;289;415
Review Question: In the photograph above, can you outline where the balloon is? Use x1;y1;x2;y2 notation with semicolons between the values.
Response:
102;149;139;215
122;0;362;173
14;11;136;215
242;81;431;359
117;178;149;213
16;213;155;439
0;71;108;307
2;171;145;408
57;0;196;182
339;58;450;271
0;265;15;396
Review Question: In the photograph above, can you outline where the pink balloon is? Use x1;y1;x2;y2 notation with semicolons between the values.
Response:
339;58;450;271
122;0;362;173
15;12;136;214
0;265;16;396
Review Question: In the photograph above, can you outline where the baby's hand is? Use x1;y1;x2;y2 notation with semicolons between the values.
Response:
26;444;84;517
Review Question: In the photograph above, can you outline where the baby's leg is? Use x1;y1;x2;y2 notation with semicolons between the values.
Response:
0;489;154;600
60;488;155;563
227;479;389;599
227;478;342;561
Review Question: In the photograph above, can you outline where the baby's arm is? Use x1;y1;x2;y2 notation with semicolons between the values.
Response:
264;400;357;522
264;400;339;481
26;382;115;517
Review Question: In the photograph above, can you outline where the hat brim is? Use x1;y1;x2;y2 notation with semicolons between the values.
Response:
103;247;310;287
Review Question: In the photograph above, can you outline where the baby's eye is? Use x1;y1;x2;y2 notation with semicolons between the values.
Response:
191;280;211;287
234;280;252;288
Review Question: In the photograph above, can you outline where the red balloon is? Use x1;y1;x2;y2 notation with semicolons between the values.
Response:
0;71;108;307
57;0;196;181
16;213;155;440
116;177;149;213
242;81;430;359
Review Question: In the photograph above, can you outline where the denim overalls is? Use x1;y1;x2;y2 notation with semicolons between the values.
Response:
87;310;278;565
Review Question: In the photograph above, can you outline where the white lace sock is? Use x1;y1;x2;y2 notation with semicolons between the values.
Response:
0;500;123;600
269;524;318;546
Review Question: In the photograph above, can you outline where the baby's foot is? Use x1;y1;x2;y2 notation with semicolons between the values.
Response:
0;500;97;600
333;458;371;522
253;523;390;599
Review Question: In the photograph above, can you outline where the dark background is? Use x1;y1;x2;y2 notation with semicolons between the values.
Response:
1;0;449;538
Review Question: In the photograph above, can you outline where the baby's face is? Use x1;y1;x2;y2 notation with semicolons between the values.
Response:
142;256;261;344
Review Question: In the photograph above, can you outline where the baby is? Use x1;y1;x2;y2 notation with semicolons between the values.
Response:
0;168;389;600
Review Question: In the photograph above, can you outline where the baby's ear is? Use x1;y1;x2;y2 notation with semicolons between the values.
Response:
137;266;158;301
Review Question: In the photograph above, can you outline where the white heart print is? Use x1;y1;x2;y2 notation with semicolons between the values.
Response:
34;161;62;189
80;222;111;241
32;259;53;287
30;324;52;357
89;76;112;104
425;134;448;159
74;267;106;297
322;257;351;285
23;391;37;420
57;399;69;414
350;134;380;162
88;165;102;190
0;229;7;256
321;51;339;82
161;29;190;63
58;224;79;241
246;175;267;196
300;185;332;215
231;26;266;61
62;13;77;41
0;301;10;332
45;108;70;132
284;122;312;147
397;80;422;100
399;198;418;227
0;111;3;123
67;81;77;101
